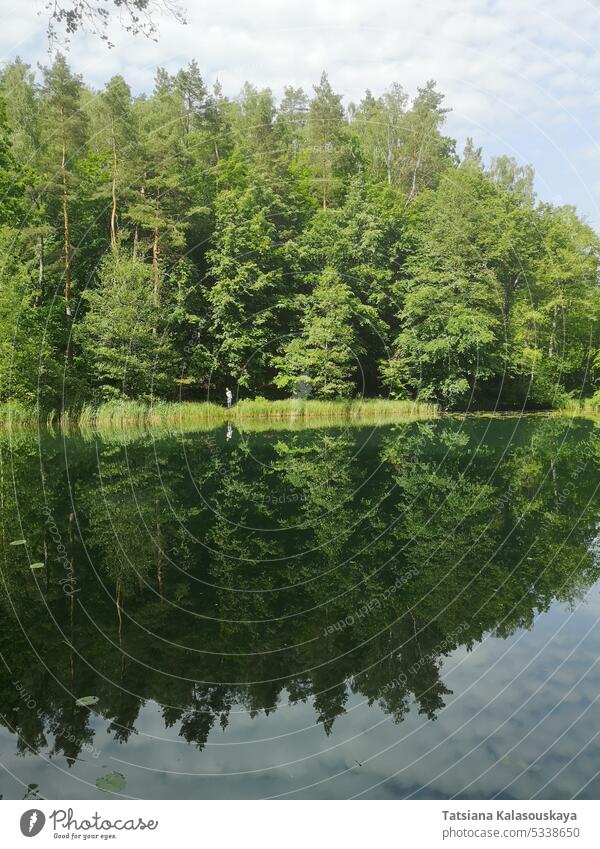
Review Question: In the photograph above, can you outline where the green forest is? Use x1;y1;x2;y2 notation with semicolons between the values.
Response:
0;55;599;416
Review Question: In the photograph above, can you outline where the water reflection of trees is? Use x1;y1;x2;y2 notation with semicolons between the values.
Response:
1;418;599;761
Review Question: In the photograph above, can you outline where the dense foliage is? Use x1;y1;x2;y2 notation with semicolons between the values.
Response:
0;57;598;412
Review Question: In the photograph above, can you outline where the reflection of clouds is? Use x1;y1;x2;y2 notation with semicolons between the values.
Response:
398;600;600;800
3;595;600;800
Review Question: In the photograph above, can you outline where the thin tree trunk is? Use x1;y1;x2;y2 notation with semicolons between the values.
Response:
152;229;160;302
186;95;192;135
116;580;123;644
60;125;72;316
68;511;75;630
404;144;423;208
551;458;559;508
386;119;392;185
38;235;44;291
133;175;146;259
156;518;164;604
110;119;118;249
152;193;160;337
548;304;557;358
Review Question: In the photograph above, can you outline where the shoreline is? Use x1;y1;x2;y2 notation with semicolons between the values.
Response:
1;397;598;432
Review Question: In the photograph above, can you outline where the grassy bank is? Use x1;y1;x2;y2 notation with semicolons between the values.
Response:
0;398;438;429
73;397;438;429
0;402;47;428
560;396;600;416
7;395;600;431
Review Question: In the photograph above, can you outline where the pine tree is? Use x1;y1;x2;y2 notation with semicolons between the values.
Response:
40;54;88;316
97;76;136;248
398;80;456;204
305;72;351;209
126;69;193;324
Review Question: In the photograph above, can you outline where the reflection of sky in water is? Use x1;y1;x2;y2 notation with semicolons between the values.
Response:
3;589;600;800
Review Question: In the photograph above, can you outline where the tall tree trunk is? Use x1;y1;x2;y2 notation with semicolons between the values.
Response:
34;233;45;308
152;227;160;305
116;580;123;644
156;517;164;603
548;304;557;358
38;235;44;290
110;119;118;249
386;119;393;185
133;174;146;259
60;128;72;317
405;144;424;208
185;95;192;135
152;193;160;337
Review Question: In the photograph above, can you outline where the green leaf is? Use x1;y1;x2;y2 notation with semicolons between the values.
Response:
10;539;26;546
96;772;126;793
30;562;45;569
75;695;99;707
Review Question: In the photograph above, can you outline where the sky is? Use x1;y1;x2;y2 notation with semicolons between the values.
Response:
2;0;600;228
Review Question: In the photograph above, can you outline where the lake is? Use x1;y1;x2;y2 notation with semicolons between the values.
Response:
1;415;600;799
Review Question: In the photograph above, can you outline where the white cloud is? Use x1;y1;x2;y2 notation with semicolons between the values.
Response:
0;0;598;225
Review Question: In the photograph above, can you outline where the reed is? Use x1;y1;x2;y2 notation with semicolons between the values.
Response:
72;400;226;429
0;397;439;431
70;397;438;431
230;397;436;420
559;395;600;416
0;401;40;427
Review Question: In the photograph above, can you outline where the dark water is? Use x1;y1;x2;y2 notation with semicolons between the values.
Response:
1;416;600;800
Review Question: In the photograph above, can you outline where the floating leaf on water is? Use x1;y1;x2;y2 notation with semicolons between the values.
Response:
75;695;99;707
10;540;26;546
95;772;126;793
30;562;45;569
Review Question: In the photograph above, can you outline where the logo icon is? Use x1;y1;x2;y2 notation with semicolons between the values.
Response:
20;809;46;837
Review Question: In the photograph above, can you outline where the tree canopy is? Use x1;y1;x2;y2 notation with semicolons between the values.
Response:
0;59;598;413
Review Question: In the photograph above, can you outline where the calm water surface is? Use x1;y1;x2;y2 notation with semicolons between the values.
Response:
1;416;600;799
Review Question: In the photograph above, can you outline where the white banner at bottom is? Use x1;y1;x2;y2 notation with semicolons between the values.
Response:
0;799;597;848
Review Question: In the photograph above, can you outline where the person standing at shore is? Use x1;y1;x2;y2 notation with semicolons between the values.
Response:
225;387;233;409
